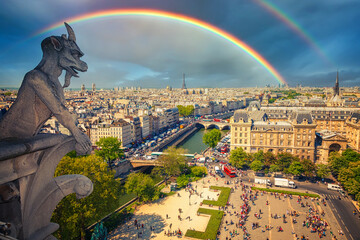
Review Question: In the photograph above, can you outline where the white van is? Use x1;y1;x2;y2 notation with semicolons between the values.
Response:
327;184;341;191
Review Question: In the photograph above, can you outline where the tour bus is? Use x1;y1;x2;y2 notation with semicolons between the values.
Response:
224;165;236;178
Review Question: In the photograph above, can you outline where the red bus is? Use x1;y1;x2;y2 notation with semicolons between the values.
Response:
221;145;228;154
224;165;236;178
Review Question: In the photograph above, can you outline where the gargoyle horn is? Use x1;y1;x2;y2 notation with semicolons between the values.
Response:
64;22;76;42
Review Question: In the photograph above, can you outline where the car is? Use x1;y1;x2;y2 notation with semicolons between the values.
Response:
339;190;346;197
217;171;225;178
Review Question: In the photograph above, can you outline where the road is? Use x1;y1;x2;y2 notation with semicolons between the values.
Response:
297;182;360;240
206;163;360;240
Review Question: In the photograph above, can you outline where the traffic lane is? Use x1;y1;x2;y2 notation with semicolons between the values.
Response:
327;197;360;240
286;182;359;239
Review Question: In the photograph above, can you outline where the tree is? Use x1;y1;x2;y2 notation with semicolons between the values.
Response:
263;151;277;167
177;105;195;117
176;174;190;188
341;148;360;162
124;173;158;202
252;150;264;163
328;151;348;177
156;146;187;181
190;166;207;177
288;161;304;176
269;164;280;173
300;159;316;177
203;129;222;148
52;155;121;240
229;147;249;169
250;160;264;172
95;137;123;169
276;153;295;172
316;164;331;179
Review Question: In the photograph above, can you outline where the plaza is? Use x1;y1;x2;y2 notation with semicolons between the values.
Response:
109;170;346;240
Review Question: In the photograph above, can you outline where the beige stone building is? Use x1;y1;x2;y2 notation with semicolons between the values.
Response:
230;108;317;161
346;112;360;152
90;119;132;147
315;130;347;164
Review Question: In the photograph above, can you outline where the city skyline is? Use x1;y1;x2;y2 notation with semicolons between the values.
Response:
1;0;360;88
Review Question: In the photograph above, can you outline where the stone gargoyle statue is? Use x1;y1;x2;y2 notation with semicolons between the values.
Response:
0;23;93;240
0;22;91;155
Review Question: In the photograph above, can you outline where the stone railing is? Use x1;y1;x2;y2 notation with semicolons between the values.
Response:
0;134;93;240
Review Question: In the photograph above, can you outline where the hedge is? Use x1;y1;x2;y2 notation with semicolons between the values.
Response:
185;208;223;240
202;186;231;207
251;187;320;198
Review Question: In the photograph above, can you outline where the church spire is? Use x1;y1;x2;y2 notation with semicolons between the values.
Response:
334;70;339;96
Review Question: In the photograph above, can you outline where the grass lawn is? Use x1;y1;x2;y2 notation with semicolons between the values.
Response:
251;187;320;198
202;186;231;207
185;208;224;240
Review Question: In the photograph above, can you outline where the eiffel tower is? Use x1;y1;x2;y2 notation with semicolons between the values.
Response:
182;73;187;89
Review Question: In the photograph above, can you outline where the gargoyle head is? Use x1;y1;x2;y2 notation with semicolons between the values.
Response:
39;22;88;88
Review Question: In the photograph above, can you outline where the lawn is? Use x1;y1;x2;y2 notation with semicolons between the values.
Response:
185;208;224;240
251;187;320;198
202;186;231;206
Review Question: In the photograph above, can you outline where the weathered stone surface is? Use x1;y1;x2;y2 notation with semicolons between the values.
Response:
0;23;93;239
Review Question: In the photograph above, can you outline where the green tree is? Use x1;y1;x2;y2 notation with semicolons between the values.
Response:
276;153;295;172
124;173;159;202
263;151;277;167
250;160;264;172
300;159;316;177
95;137;123;169
203;129;222;148
176;174;190;188
191;166;207;177
341;148;360;162
252;150;265;163
229;147;249;169
315;164;331;178
288;161;304;176
268;98;276;103
156;146;187;181
269;164;280;173
328;151;348;177
177;105;195;117
52;155;120;240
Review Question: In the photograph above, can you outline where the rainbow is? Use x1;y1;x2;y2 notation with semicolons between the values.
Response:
254;0;333;66
35;9;287;85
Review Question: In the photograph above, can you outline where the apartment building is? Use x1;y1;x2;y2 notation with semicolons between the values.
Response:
230;107;316;161
90;119;132;147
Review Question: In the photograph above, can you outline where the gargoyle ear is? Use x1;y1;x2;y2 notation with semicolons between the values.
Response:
50;36;62;51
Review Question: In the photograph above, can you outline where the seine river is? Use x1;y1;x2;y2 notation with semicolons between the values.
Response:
177;128;229;154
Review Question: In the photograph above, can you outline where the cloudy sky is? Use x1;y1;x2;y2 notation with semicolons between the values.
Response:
0;0;359;88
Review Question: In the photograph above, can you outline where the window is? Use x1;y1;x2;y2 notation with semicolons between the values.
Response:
245;133;247;137
280;140;284;146
240;133;242;137
280;134;284;139
240;139;243;144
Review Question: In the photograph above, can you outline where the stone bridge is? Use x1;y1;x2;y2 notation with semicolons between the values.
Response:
129;159;158;168
196;120;231;130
